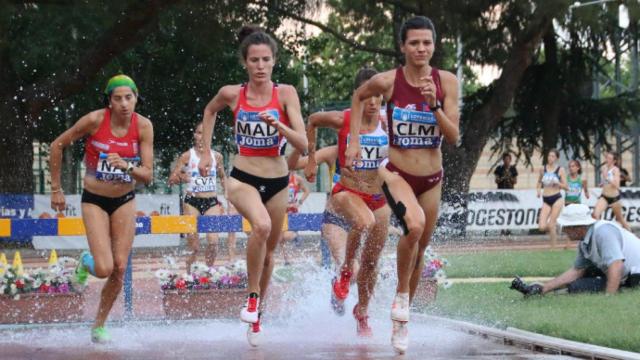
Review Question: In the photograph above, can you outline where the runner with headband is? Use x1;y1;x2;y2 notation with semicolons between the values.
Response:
50;74;154;343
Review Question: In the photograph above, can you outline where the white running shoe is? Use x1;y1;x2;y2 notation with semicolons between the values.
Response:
391;320;408;354
240;294;260;323
246;318;262;347
390;292;410;322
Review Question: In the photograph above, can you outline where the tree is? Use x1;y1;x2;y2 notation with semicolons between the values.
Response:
0;1;180;194
0;1;310;193
275;0;639;197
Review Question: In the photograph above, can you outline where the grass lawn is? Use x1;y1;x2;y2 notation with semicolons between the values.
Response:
424;282;640;352
442;249;576;278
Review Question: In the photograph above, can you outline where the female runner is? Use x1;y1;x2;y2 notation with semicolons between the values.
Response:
168;122;227;272
345;17;460;353
308;67;390;337
197;26;307;346
50;75;153;343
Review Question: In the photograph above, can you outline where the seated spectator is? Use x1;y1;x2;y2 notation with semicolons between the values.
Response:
494;153;518;189
511;204;640;296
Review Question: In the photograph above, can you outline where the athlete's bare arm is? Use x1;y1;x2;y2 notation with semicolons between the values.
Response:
291;145;338;172
214;151;227;194
296;174;310;205
345;71;394;171
275;85;307;153
49;110;103;211
307;111;344;156
430;71;460;144
199;85;238;176
132;116;154;185
168;151;190;186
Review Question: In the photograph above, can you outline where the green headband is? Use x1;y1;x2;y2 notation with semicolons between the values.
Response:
104;75;138;95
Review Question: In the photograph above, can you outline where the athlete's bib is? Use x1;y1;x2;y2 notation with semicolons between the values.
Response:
235;109;280;149
95;153;140;183
391;107;441;149
189;173;216;193
348;134;388;170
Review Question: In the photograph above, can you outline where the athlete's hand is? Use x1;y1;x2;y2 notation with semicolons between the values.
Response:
304;157;318;183
258;111;279;128
198;151;212;177
419;75;437;108
51;191;66;213
344;142;361;174
107;153;128;170
168;172;183;186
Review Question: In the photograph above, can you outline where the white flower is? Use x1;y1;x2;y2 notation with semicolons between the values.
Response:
155;269;171;281
210;272;221;282
190;262;209;275
0;285;5;294
57;257;77;266
9;284;17;294
182;273;194;282
13;294;20;300
48;264;63;275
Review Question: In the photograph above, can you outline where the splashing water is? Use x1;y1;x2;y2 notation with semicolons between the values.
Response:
0;253;546;359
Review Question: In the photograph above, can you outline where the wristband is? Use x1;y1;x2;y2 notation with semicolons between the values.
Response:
431;100;442;112
51;188;63;194
125;162;135;175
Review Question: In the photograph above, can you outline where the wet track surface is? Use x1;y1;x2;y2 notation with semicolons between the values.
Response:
0;316;577;359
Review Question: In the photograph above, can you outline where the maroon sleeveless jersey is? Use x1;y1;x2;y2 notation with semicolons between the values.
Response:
386;67;444;149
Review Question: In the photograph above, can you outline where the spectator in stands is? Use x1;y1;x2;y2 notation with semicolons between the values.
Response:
510;204;640;296
494;153;518;189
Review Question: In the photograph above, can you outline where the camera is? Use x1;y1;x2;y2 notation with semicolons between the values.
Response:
510;276;543;297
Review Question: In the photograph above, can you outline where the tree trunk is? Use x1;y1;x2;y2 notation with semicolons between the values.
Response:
0;104;34;194
444;10;556;193
541;27;561;156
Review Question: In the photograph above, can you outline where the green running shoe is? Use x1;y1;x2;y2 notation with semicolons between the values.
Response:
74;250;91;287
91;326;111;344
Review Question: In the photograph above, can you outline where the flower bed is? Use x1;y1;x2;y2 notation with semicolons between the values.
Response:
378;246;450;307
0;292;84;324
413;247;450;307
0;257;85;324
156;259;249;319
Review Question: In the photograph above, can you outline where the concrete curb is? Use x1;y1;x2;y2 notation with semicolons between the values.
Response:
448;277;552;283
413;314;640;360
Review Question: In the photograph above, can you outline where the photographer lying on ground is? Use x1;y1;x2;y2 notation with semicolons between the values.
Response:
511;204;640;296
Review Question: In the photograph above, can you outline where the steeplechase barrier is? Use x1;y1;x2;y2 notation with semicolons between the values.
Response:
0;214;324;318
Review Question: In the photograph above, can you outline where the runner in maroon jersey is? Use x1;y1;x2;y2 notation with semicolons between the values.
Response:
345;17;460;354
